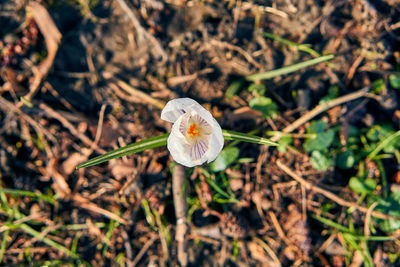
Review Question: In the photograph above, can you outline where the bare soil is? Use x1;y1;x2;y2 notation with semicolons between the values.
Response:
1;0;400;266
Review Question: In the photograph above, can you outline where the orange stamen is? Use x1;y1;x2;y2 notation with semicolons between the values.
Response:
187;124;200;138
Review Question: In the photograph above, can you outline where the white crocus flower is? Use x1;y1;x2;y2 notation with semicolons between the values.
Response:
161;98;224;167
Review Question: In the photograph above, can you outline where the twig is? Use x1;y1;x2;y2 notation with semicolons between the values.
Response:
167;68;214;87
317;233;337;254
210;39;261;69
187;234;220;245
72;194;128;224
172;164;189;267
276;160;397;220
267;211;292;246
79;33;98;85
27;2;62;94
131;234;158;266
112;79;166;110
43;82;75;111
364;202;379;237
121;230;134;267
47;158;72;198
0;96;57;157
346;55;363;84
253;237;282;267
241;2;288;18
271;88;369;142
39;103;106;154
88;104;106;154
115;0;167;63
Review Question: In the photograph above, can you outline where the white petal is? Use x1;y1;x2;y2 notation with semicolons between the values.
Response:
189;138;209;161
161;98;199;123
163;98;224;167
168;115;208;167
188;104;215;128
205;118;224;163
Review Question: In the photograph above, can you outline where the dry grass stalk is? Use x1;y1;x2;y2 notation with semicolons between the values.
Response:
276;160;398;220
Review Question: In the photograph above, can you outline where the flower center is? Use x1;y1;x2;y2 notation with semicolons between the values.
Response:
187;123;200;138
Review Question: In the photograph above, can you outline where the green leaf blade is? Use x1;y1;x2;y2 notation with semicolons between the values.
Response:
77;130;277;169
76;134;169;169
222;130;278;146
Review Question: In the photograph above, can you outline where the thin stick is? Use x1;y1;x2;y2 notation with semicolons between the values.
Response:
113;79;166;110
39;103;106;154
253;237;282;267
210;39;261;69
0;96;57;157
72;194;127;224
27;2;62;94
172;164;189;267
121;230;134;267
364;202;379;237
115;0;167;63
267;211;292;246
276;160;396;220
88;104;106;154
131;234;158;266
271;88;369;142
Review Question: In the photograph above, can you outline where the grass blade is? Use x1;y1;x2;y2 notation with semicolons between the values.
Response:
223;130;277;146
368;130;400;160
312;214;351;233
0;188;56;204
19;224;78;258
0;229;9;262
76;134;169;169
246;54;334;82
263;32;320;57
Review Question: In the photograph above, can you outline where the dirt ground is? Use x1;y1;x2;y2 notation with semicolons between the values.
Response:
1;0;400;266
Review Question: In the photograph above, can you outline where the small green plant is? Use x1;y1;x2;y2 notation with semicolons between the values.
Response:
312;214;396;267
0;189;82;263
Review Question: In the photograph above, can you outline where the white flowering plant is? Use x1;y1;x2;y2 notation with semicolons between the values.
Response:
77;55;337;169
76;98;277;169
